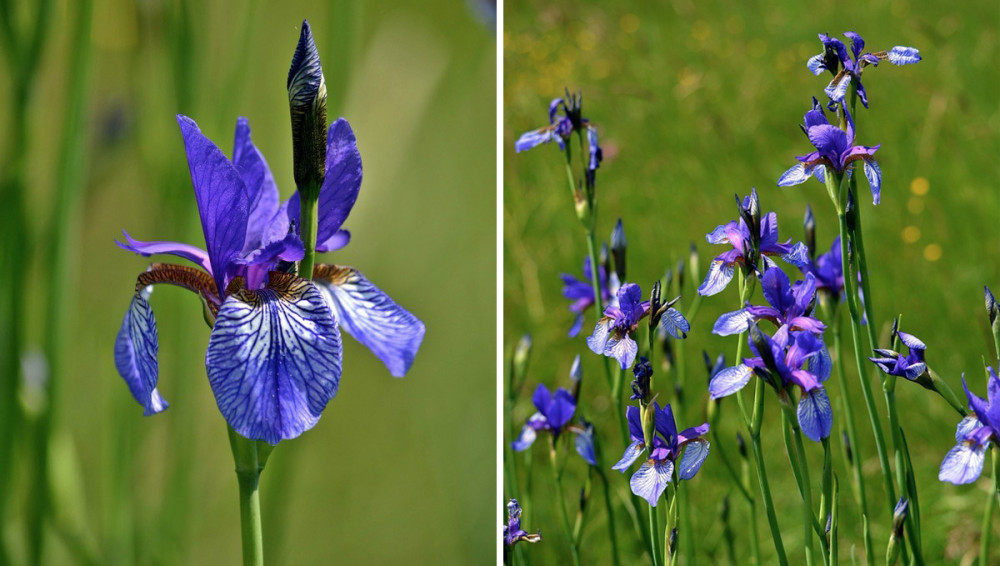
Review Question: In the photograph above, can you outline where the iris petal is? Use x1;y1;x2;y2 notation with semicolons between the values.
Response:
287;118;364;247
887;46;921;65
778;163;811;187
798;387;833;441
117;231;213;275
515;128;555;152
862;158;882;205
206;272;342;445
605;335;638;370
712;308;754;337
678;439;710;480
511;425;537;452
232;118;282;253
709;365;753;399
630;460;673;507
939;441;986;485
313;264;425;377
177;115;250;294
698;258;735;297
114;289;169;416
806;53;826;76
613;440;644;472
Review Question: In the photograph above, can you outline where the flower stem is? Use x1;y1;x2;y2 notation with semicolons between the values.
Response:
596;468;622;566
228;427;264;566
780;410;815;566
829;172;897;515
749;398;788;566
298;183;321;280
648;503;661;566
829;475;840;566
549;437;581;566
981;448;1000;566
829;305;875;566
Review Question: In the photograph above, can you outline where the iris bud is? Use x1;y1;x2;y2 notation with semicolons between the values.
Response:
641;398;657;452
611;218;627;282
804;205;816;259
512;334;532;387
288;20;328;197
688;243;700;290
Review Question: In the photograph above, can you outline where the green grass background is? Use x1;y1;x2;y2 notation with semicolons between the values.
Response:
0;0;495;563
504;0;999;564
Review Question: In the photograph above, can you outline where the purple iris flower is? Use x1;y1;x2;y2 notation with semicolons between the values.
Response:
612;404;710;506
560;256;615;338
869;329;927;381
713;267;825;337
698;189;809;297
503;499;541;547
115;116;425;444
514;92;602;172
777;98;883;205
802;236;844;296
588;283;690;370
808;32;921;109
939;366;1000;485
511;384;577;451
709;326;833;441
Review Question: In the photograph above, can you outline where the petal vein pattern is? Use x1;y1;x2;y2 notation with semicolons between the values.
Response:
207;272;342;445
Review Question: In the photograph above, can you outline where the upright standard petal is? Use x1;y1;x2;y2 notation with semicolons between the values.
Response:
677;439;710;480
287;118;363;245
114;289;168;415
939;442;986;485
798;387;833;442
312;264;425;377
206;272;342;444
630;460;673;507
177;115;250;293
232;118;283;252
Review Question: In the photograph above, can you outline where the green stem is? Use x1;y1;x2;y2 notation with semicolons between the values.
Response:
597;469;622;566
830;476;839;566
298;186;320;280
229;428;264;566
830;308;875;566
549;438;581;566
748;380;788;566
828;172;896;516
648;503;661;566
981;449;999;566
780;411;815;566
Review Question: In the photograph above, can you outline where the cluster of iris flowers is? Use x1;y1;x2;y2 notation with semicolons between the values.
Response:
504;27;1000;566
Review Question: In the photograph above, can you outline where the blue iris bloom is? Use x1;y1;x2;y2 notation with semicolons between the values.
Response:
939;366;1000;485
612;403;710;507
587;283;690;370
713;267;826;337
807;31;921;109
115;114;425;444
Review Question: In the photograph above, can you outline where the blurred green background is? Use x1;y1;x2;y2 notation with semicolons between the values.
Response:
505;0;998;564
0;0;495;564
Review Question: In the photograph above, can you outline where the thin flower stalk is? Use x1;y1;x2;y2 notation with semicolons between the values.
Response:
549;436;583;566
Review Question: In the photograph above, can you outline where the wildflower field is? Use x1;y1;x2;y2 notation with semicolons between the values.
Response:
0;1;495;564
504;1;999;564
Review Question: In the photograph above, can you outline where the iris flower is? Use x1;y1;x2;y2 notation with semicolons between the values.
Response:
808;31;921;108
115;116;425;444
612;403;710;506
699;189;808;297
514;92;602;173
511;384;576;451
870;330;927;381
939;366;1000;484
709;325;833;441
503;499;541;547
713;267;825;337
587;283;690;370
560;255;615;338
777;98;883;205
802;236;844;296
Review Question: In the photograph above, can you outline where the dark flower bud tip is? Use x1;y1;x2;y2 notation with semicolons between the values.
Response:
986;286;998;326
288;20;328;193
631;356;652;402
611;218;627;281
736;433;747;459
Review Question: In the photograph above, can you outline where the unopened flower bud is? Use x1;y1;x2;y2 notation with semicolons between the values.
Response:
842;431;853;465
641;398;657;451
569;354;583;399
804;205;816;259
288;20;328;196
886;498;909;565
986;286;999;333
649;280;662;330
845;189;857;233
631;356;653;402
736;433;747;460
688;243;700;290
611;218;627;282
512;334;532;386
675;259;685;296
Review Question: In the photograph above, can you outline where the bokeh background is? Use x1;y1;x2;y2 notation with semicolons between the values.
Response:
505;0;998;564
0;0;495;564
